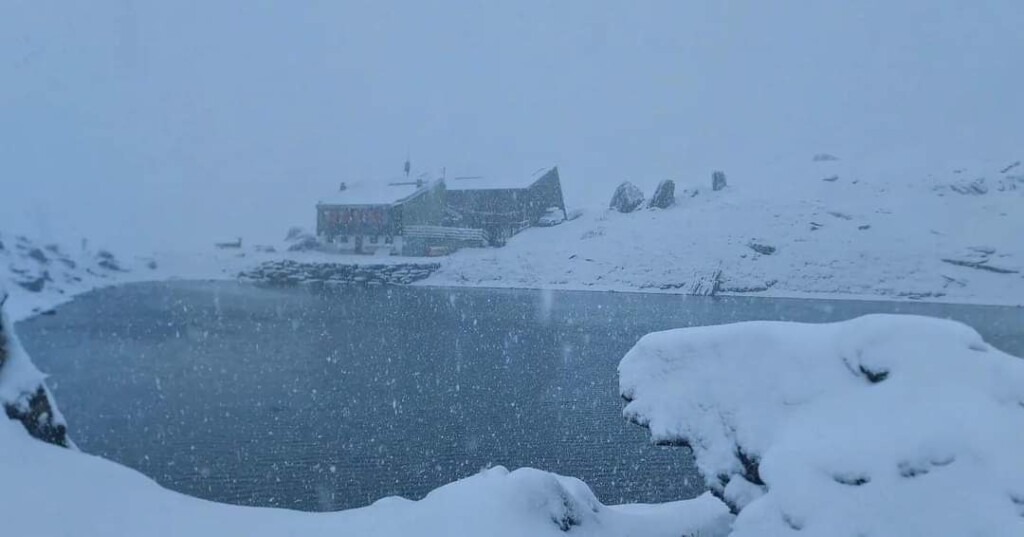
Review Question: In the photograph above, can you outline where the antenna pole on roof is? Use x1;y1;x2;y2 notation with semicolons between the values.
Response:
404;150;411;179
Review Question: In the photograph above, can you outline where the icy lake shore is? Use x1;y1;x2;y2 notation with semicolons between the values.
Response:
3;155;1022;323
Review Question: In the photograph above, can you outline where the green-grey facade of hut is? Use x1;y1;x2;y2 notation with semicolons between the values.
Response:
445;167;567;245
316;179;446;255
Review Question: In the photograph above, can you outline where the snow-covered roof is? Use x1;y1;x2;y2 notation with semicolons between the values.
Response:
318;178;436;206
447;167;556;191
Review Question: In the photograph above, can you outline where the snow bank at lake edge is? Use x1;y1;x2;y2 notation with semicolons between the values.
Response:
0;415;731;536
0;289;69;447
619;314;1024;536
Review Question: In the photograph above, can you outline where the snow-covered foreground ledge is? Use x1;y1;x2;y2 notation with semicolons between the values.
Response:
0;418;729;536
619;314;1024;536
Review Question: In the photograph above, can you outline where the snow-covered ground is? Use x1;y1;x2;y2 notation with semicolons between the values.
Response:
619;314;1024;536
0;417;730;536
432;156;1024;305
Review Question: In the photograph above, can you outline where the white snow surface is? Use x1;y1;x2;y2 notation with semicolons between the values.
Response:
431;156;1024;305
0;416;730;536
619;314;1024;536
318;178;438;206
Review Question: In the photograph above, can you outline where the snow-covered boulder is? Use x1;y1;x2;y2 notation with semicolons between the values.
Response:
647;180;676;209
712;171;727;191
0;290;69;447
609;182;644;213
619;314;1024;536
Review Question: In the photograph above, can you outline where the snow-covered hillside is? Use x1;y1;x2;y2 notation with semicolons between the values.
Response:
619;314;1024;536
431;156;1024;304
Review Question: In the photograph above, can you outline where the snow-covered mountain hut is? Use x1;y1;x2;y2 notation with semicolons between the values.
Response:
316;178;445;255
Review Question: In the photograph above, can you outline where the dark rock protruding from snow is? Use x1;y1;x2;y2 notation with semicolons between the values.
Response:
95;250;125;272
609;182;644;213
647;180;676;209
813;153;840;162
712;171;727;191
0;292;70;448
747;242;776;256
284;228;320;252
240;260;440;286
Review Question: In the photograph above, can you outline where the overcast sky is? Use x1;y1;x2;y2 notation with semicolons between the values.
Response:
2;1;1022;249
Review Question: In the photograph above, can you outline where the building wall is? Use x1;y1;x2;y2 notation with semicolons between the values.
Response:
527;167;566;220
322;233;403;255
317;204;397;239
445;167;566;242
396;181;446;229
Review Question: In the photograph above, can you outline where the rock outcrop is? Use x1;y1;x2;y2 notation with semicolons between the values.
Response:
609;182;644;213
0;232;127;305
647;180;676;209
747;241;776;255
0;291;70;448
711;171;727;191
240;260;440;286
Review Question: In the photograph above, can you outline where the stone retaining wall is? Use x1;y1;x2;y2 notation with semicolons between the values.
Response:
239;260;441;286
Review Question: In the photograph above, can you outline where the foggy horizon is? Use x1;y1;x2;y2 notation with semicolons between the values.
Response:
3;1;1022;250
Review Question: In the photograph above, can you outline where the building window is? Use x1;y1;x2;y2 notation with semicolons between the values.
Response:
370;235;379;244
384;234;394;244
339;235;349;243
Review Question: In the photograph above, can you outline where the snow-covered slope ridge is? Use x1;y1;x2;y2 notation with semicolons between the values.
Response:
433;156;1024;304
619;314;1024;536
0;420;730;536
0;231;143;318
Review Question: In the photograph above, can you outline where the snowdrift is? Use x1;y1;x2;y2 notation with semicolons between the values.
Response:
0;417;730;536
619;314;1024;536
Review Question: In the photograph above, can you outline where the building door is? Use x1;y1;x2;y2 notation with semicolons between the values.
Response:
354;235;364;254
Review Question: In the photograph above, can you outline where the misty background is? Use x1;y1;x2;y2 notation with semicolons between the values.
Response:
2;0;1022;250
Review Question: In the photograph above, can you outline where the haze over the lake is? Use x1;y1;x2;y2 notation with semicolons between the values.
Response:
3;0;1022;249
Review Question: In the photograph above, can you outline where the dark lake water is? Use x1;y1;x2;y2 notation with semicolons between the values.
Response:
17;282;1024;511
